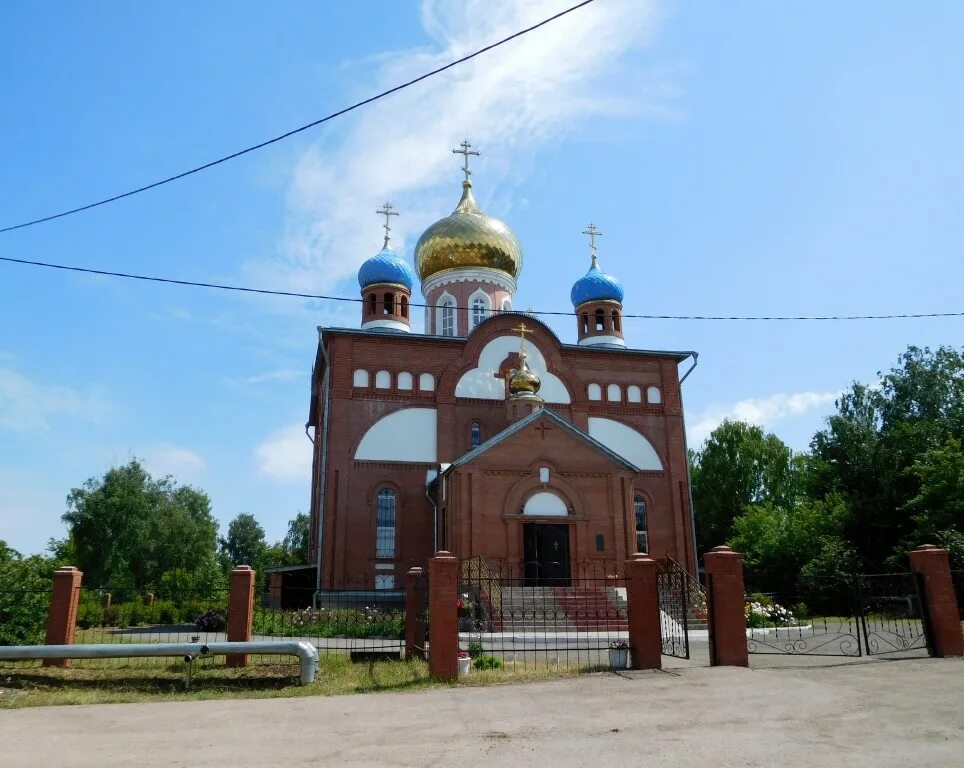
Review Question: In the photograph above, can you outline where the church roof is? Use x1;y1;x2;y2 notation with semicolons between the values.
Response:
440;407;639;475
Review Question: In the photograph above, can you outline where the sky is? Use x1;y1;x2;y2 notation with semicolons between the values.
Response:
1;1;962;555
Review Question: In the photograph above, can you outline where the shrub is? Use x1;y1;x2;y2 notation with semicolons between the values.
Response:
473;655;503;670
76;601;105;629
194;609;227;632
467;640;485;659
251;607;404;639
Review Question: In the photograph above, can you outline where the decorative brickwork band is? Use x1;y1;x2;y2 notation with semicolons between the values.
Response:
428;552;459;680
704;546;748;667
226;565;256;668
909;545;963;658
405;567;425;660
43;566;83;668
625;554;661;669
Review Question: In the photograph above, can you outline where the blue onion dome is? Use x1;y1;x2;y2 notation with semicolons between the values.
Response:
570;255;625;307
358;246;416;290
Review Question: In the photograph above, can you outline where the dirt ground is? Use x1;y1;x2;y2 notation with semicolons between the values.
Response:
1;656;961;768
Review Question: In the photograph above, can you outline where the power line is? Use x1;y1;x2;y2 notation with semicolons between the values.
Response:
0;0;598;234
2;255;961;322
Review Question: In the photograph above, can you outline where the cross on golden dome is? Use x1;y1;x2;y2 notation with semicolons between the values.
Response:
452;139;480;183
376;202;399;247
512;321;531;357
582;222;603;267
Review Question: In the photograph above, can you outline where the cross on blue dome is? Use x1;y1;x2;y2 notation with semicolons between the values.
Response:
570;224;623;307
358;246;416;290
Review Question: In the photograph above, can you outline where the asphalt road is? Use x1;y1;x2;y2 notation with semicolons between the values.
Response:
2;657;961;768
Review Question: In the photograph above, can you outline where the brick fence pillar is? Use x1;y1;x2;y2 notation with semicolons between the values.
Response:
428;552;459;681
43;566;83;668
226;565;255;667
704;546;748;667
405;567;425;660
625;554;661;669
909;545;963;658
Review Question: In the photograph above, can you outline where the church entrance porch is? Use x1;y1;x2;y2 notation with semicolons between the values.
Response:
523;523;571;586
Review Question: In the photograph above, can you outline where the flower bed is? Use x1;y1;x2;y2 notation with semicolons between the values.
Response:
252;607;405;639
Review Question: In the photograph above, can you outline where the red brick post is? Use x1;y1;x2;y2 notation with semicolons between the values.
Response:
625;554;661;669
704;546;748;667
405;566;425;660
226;565;255;667
428;552;459;680
909;545;963;658
43;566;83;667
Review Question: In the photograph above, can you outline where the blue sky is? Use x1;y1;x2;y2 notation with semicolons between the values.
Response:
2;1;962;555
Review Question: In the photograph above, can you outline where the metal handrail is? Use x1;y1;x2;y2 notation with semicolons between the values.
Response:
657;555;708;618
0;641;320;684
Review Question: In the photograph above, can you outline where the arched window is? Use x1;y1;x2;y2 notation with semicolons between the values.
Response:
440;300;455;336
375;489;396;558
594;309;605;331
470;420;482;448
587;383;602;401
627;385;642;403
419;372;435;391
646;386;662;404
400;296;408;318
471;297;487;330
607;384;621;402
501;298;512;312
352;369;369;388
375;370;391;389
581;313;589;334
384;292;394;315
634;497;648;553
397;372;413;390
612;310;620;332
368;293;377;315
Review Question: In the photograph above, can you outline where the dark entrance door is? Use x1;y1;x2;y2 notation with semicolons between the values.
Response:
523;523;571;586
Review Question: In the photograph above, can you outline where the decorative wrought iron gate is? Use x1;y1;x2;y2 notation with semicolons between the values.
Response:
411;568;428;660
858;573;932;656
656;567;690;659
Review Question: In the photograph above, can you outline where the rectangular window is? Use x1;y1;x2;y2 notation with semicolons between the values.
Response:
636;530;649;554
375;575;395;590
375;490;396;558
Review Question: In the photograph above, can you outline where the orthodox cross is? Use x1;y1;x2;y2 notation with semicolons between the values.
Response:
512;321;531;357
376;202;399;247
582;223;603;267
534;422;554;440
452;139;480;182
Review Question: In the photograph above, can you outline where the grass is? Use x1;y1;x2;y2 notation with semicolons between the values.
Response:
0;655;585;709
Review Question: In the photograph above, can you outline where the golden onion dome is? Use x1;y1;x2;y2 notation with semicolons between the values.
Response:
507;351;542;399
415;181;523;281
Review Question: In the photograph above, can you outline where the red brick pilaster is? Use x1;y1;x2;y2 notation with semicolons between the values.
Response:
909;545;963;658
625;554;661;669
43;566;83;667
704;546;748;667
226;565;255;667
428;552;459;680
405;567;425;660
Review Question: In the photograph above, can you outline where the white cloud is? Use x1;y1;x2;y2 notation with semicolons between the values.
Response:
251;0;668;294
256;423;313;482
237;369;303;386
140;444;207;479
0;366;111;431
687;391;840;448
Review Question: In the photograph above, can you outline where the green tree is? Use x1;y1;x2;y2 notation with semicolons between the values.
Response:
62;459;218;592
219;513;266;568
282;512;311;564
690;420;797;555
903;436;964;543
0;541;56;645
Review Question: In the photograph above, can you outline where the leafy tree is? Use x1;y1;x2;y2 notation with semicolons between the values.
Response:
903;436;964;543
690;420;797;554
62;459;218;592
219;513;266;568
0;541;56;645
282;512;311;564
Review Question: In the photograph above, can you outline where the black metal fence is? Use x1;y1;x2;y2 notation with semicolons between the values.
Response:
951;570;964;619
410;569;428;660
858;573;930;656
656;568;690;659
458;557;629;670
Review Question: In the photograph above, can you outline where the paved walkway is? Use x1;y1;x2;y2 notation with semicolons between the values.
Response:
2;657;961;768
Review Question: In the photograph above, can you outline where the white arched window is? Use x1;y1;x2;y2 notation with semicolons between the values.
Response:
647;386;662;404
587;383;602;401
501;298;512;312
397;372;413;390
627;385;642;403
523;491;568;517
436;293;457;336
375;489;396;558
353;369;369;388
607;384;622;402
375;370;391;389
470;295;489;330
634;496;649;553
418;372;435;391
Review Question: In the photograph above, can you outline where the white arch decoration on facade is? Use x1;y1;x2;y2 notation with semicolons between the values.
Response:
606;384;622;402
523;491;568;517
355;408;438;462
587;417;663;470
353;369;369;388
647;386;662;404
454;335;571;403
435;291;457;337
397;372;413;390
587;383;602;401
375;370;391;389
627;385;642;403
419;372;435;391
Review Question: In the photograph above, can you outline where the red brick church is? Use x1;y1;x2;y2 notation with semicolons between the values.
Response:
305;142;697;591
